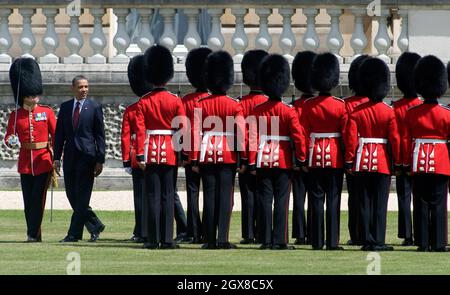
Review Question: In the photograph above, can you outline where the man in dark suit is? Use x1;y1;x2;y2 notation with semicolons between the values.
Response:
53;75;106;243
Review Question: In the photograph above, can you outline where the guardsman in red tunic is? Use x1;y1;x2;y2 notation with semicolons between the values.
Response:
392;52;422;247
121;54;153;243
238;49;268;245
135;45;187;249
404;55;450;252
248;54;303;250
190;51;246;249
299;53;345;250
291;51;316;245
345;57;401;251
4;58;56;242
182;47;212;244
343;54;370;246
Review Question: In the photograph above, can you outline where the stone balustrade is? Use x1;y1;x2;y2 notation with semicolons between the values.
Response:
0;0;424;65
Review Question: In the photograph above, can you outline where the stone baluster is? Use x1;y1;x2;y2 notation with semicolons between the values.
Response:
137;9;154;53
207;8;225;51
183;8;201;51
397;9;409;53
40;8;59;63
19;9;36;59
0;9;12;64
302;8;320;52
255;8;272;51
279;8;296;63
231;8;248;63
374;9;392;63
349;8;368;63
326;9;344;64
87;8;107;64
159;8;177;58
110;8;130;64
64;9;84;63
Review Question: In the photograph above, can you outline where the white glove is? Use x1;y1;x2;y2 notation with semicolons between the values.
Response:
124;167;132;175
7;135;20;149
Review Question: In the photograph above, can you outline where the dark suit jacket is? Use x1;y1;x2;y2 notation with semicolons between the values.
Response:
54;98;106;170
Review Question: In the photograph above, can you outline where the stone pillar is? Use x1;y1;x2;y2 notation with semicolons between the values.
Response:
87;8;108;64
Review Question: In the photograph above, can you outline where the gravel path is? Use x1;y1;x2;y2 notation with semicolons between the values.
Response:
2;190;443;211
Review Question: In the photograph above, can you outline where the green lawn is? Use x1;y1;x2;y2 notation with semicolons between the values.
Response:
0;210;449;275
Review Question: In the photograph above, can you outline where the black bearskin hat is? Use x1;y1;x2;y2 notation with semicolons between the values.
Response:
204;50;234;94
359;57;390;102
311;52;340;92
414;55;448;100
396;52;421;98
292;51;317;95
348;54;369;96
144;44;174;86
9;58;43;107
185;47;212;91
241;49;268;89
260;54;290;99
127;55;153;97
447;61;450;87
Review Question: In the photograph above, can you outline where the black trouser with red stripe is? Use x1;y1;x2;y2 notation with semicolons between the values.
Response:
292;170;308;241
238;171;258;241
185;164;202;240
131;168;144;238
144;165;176;245
356;172;390;247
200;164;236;245
256;168;291;246
347;173;363;244
396;174;413;241
308;168;343;249
412;174;448;250
20;172;50;239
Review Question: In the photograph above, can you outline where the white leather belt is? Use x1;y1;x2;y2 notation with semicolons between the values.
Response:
144;129;175;163
355;137;388;172
412;138;448;173
257;135;291;168
200;131;234;162
308;132;341;167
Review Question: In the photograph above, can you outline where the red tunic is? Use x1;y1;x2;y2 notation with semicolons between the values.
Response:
248;100;303;169
344;101;401;175
190;94;245;165
4;104;56;175
121;101;140;169
182;91;210;160
403;102;450;176
135;89;187;166
299;95;346;169
392;97;423;165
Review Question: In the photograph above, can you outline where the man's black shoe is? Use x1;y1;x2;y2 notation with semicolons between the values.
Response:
326;246;344;251
401;238;414;246
312;246;323;250
259;243;272;250
240;238;255;245
60;235;79;243
417;246;429;252
217;242;238;249
294;238;306;245
361;245;373;251
190;237;203;244
201;243;217;249
130;235;145;243
143;243;159;249
431;247;448;252
272;244;295;250
160;243;180;249
174;233;189;243
89;233;100;242
372;245;394;251
26;236;41;243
